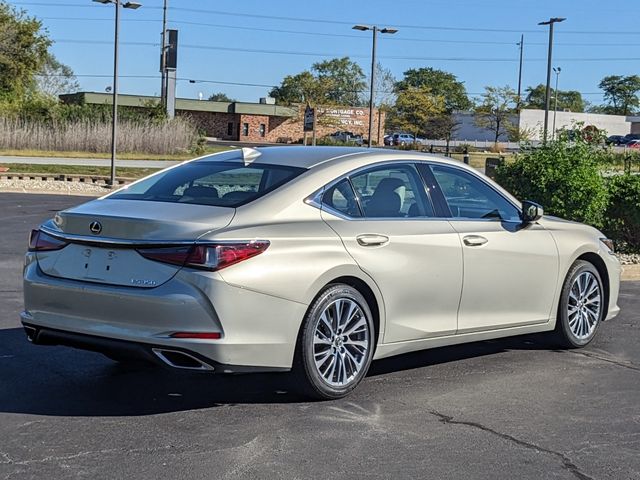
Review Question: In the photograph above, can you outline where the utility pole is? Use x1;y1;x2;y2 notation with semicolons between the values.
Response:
516;34;524;111
160;0;168;109
539;17;565;144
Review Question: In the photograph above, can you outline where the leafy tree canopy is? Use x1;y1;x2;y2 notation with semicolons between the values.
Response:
597;75;640;115
389;85;444;138
474;85;518;143
269;57;366;106
524;84;585;113
395;67;472;112
0;1;51;99
208;92;236;102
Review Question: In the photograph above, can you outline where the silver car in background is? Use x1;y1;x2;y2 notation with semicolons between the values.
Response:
22;147;621;399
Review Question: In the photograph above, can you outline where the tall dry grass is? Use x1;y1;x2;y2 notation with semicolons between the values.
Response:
0;117;199;154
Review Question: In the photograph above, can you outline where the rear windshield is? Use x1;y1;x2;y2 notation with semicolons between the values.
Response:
109;161;306;207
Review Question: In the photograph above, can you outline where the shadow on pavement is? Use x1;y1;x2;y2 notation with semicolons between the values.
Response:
0;326;559;417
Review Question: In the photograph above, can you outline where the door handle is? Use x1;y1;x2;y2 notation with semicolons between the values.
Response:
463;235;488;247
356;234;389;247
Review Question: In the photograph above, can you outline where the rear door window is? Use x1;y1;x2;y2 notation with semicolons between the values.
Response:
349;164;434;218
109;162;305;207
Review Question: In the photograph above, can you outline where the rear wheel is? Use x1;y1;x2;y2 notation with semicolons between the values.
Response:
554;260;604;348
293;284;375;400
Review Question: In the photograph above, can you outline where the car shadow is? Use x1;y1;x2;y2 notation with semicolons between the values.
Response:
0;326;559;417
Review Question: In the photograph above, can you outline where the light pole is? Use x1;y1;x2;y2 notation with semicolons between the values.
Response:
353;25;398;148
552;66;561;140
93;0;142;187
538;17;565;144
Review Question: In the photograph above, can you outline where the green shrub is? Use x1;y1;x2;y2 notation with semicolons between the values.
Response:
604;174;640;252
494;135;608;227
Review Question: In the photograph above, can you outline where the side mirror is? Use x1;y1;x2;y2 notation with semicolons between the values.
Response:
522;200;543;223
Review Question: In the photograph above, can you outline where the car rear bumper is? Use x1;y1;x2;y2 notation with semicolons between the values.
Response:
20;321;289;373
23;256;308;370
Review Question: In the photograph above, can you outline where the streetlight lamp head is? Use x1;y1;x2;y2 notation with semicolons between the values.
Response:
380;27;398;34
92;0;113;4
123;1;142;9
538;17;566;25
352;25;371;31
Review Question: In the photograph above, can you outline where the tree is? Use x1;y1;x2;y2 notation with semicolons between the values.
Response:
524;84;585;112
391;86;444;140
371;62;396;109
0;2;51;98
269;57;366;107
424;113;461;150
598;75;640;115
208;92;235;102
36;54;79;97
395;67;472;112
474;86;518;143
313;57;366;106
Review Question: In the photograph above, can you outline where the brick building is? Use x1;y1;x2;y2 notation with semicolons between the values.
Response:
60;92;386;145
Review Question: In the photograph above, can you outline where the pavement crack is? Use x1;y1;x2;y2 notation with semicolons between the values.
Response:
430;410;594;480
567;350;640;372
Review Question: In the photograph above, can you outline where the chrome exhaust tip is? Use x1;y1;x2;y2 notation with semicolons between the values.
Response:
152;348;214;371
24;325;37;343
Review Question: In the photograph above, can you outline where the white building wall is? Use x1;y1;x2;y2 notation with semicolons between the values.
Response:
447;109;634;142
518;109;632;140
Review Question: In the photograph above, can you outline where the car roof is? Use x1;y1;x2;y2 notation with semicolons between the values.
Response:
193;146;394;169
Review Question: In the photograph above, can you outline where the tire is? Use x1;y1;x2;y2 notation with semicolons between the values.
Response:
293;284;375;400
554;260;605;348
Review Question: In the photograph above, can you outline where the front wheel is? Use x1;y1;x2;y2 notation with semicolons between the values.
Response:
554;260;604;348
293;284;375;400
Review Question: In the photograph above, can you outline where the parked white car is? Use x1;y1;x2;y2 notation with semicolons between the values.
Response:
23;147;621;399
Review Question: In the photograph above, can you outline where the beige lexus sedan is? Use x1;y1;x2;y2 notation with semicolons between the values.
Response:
22;147;621;399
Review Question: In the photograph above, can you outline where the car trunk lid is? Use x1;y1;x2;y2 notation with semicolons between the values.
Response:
36;199;235;288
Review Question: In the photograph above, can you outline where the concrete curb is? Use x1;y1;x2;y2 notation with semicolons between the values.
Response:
622;264;640;281
0;172;135;185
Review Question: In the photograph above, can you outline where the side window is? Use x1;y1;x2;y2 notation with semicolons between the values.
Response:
321;179;361;218
430;165;520;221
350;164;433;218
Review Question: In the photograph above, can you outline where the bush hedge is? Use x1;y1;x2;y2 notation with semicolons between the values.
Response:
604;174;640;252
494;135;609;228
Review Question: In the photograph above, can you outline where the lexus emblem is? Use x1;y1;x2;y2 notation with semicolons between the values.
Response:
89;221;102;235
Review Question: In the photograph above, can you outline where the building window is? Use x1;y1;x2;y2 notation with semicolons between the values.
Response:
227;122;233;136
242;123;249;136
259;123;266;137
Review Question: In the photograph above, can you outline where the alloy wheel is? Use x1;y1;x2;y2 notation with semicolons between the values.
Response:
312;298;370;387
567;271;601;340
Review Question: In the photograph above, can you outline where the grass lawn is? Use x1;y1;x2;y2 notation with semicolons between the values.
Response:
0;145;231;161
449;152;514;170
0;163;161;179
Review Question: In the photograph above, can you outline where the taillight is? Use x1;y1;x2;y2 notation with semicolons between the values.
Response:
137;241;269;271
28;230;68;252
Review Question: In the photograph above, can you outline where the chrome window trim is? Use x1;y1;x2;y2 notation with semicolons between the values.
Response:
305;159;440;222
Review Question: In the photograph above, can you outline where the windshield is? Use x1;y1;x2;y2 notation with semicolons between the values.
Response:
109;161;306;207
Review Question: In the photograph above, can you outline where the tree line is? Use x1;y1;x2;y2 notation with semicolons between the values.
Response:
2;1;639;144
266;57;640;143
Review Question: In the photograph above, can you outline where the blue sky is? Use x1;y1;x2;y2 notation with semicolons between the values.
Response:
10;0;640;105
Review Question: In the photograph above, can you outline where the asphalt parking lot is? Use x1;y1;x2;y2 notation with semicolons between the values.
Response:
1;192;639;480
